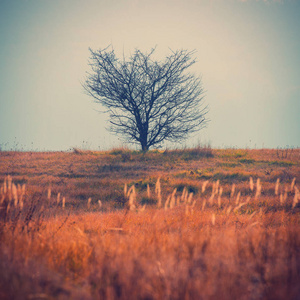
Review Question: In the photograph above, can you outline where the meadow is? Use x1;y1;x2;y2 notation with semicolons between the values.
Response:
0;147;299;300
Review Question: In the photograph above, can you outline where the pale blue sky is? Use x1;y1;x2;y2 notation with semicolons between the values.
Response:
0;0;299;150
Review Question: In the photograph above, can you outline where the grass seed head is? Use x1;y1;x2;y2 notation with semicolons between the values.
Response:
172;188;177;197
280;193;284;205
235;191;241;205
283;187;288;202
292;186;299;209
209;193;215;205
19;199;24;210
155;177;161;195
226;206;232;215
12;183;18;207
147;184;151;198
275;178;280;196
164;195;171;210
170;195;175;209
230;184;235;198
124;183;128;197
139;204;146;212
211;213;216;225
255;178;261;199
249;211;257;219
202;199;206;211
291;177;296;191
249;177;254;191
187;192;193;204
7;176;12;192
129;193;136;210
219;187;223;197
181;187;188;203
202;180;209;193
57;192;61;204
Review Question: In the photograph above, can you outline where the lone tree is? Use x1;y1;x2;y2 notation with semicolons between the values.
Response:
84;46;208;151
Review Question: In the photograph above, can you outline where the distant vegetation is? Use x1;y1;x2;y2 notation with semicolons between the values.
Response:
0;148;299;299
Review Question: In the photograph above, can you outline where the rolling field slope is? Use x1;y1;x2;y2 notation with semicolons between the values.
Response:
0;148;299;299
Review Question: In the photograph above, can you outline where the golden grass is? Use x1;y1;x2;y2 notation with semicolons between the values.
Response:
0;148;299;299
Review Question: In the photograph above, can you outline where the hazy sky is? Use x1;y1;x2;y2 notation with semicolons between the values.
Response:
0;0;299;151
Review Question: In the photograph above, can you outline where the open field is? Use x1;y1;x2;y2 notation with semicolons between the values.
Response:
0;147;300;299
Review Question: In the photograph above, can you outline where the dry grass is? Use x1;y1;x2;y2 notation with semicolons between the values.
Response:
0;148;299;299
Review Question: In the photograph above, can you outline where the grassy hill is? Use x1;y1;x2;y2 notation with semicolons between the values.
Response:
0;147;299;299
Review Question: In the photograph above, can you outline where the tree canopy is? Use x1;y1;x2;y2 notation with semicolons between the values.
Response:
84;46;208;151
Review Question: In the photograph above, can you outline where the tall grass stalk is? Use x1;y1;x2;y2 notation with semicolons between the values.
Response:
57;192;61;204
181;187;188;203
284;187;288;203
235;191;241;205
187;192;193;204
292;187;298;209
275;178;280;196
202;180;209;193
219;186;223;197
211;213;216;225
170;192;176;209
255;178;261;199
164;195;171;210
291;177;296;191
226;206;232;215
280;193;284;206
124;183;128;198
155;178;162;208
147;184;151;198
202;199;206;211
230;184;235;199
12;184;18;207
249;177;254;191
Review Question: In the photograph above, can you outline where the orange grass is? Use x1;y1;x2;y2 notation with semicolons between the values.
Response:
0;148;299;299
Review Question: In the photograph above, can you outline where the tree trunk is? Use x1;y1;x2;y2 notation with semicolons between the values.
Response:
141;143;149;152
140;128;149;152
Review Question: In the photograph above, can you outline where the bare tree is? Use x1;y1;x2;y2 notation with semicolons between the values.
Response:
84;46;208;151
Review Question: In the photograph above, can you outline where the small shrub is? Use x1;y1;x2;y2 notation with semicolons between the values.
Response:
140;197;157;206
175;184;198;194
